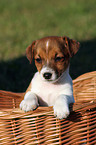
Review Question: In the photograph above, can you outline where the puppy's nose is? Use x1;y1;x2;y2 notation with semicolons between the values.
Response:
43;72;52;80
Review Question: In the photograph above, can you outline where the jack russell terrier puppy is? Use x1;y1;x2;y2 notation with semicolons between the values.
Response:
20;36;80;119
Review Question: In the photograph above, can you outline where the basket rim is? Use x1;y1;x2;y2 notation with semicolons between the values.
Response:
73;71;96;83
0;100;96;119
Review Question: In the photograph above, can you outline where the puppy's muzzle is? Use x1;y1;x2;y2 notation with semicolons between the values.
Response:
40;66;57;82
43;72;52;80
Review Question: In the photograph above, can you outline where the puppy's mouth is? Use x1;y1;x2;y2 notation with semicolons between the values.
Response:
40;67;58;83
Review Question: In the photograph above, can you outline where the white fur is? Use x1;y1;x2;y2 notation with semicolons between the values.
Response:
20;67;75;119
46;40;49;64
40;66;57;82
20;92;39;112
46;41;49;51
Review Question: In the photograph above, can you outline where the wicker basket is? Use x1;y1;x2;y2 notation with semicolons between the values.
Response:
0;71;96;145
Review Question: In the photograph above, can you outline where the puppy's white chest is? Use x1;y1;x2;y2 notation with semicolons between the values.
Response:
31;73;59;106
30;72;73;106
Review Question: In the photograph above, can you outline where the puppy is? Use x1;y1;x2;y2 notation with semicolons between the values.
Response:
20;36;80;119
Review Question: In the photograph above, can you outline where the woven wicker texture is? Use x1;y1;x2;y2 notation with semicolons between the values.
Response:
0;71;96;145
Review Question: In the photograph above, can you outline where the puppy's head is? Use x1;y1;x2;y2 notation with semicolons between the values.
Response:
26;36;80;82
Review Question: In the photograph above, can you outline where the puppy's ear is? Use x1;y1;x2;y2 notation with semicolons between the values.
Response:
63;36;80;57
26;41;36;64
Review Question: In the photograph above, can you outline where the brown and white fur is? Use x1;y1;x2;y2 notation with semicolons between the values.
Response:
20;36;80;119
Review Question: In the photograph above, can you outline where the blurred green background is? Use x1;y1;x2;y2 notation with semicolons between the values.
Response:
0;0;96;92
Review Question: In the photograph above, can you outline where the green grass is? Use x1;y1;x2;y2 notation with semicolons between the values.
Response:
0;0;96;92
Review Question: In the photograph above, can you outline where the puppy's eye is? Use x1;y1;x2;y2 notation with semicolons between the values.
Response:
55;56;64;62
35;57;42;63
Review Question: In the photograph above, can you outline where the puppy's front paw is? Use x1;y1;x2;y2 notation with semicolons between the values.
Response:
20;93;39;112
53;102;70;119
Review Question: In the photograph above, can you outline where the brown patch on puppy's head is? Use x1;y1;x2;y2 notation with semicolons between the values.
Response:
26;36;80;82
